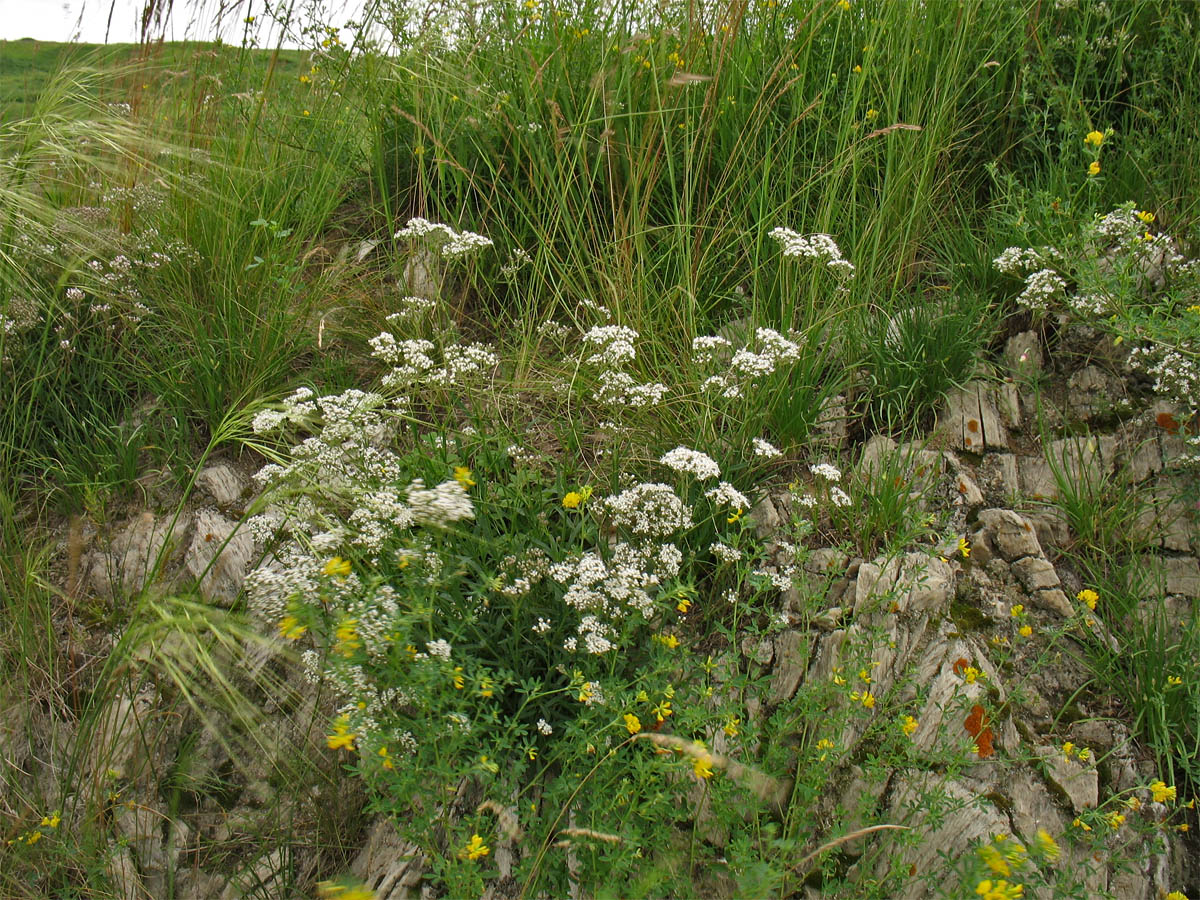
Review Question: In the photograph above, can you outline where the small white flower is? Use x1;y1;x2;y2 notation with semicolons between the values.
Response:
426;639;452;659
809;462;842;482
829;486;852;508
752;437;782;459
659;447;721;480
537;718;553;735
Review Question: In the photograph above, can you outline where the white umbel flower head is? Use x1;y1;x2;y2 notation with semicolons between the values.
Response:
659;447;720;480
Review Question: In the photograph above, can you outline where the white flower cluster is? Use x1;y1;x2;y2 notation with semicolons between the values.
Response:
705;481;751;510
659;446;720;480
406;478;476;527
603;483;693;537
695;327;802;400
809;462;842;482
1017;268;1068;313
1127;346;1200;411
500;248;532;278
579;325;668;407
548;539;683;652
387;296;438;322
691;335;731;365
992;246;1055;276
768;228;855;280
752;438;782;459
369;331;497;393
710;542;742;563
394;217;494;258
582;325;639;367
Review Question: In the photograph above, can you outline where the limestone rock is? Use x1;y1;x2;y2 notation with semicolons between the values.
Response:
1017;456;1058;501
952;472;985;511
1034;745;1098;813
858;434;898;480
1138;556;1200;598
107;844;143;900
91;688;159;781
352;817;427;900
769;630;810;705
805;547;849;576
88;511;185;598
741;636;774;666
1033;588;1073;617
1004;331;1043;374
1068;365;1122;421
937;383;1009;454
185;509;255;606
221;849;289;899
1012;556;1060;593
196;462;246;507
978;453;1021;503
872;773;1014;899
977;508;1042;561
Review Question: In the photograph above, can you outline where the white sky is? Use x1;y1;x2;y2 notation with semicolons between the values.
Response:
0;0;366;45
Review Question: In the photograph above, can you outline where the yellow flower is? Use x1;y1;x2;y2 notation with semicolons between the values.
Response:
693;754;715;779
453;667;465;689
852;64;862;73
975;881;1023;900
1088;160;1101;176
1018;625;1033;638
858;668;872;684
1072;816;1091;831
979;843;1010;877
1137;210;1155;224
326;714;356;752
461;833;490;860
676;597;692;614
724;716;741;737
1106;811;1125;829
963;666;983;684
1035;828;1060;861
850;690;876;709
317;881;376;900
40;812;61;829
527;747;538;760
655;633;681;650
1077;589;1098;610
727;507;744;524
958;537;971;559
624;713;642;734
479;677;495;699
335;618;362;657
1084;130;1104;146
865;108;878;120
1167;675;1183;687
278;615;307;640
378;746;394;770
323;556;352;577
1062;741;1075;759
652;701;673;722
453;466;476;488
836;0;850;8
562;491;584;509
1165;892;1188;900
1188;305;1200;315
902;715;918;736
1010;604;1024;617
1150;780;1176;804
478;754;499;773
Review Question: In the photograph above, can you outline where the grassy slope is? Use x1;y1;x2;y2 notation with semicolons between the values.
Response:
0;38;309;120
